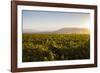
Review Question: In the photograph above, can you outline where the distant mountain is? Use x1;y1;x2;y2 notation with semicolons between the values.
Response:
23;28;90;34
53;28;90;34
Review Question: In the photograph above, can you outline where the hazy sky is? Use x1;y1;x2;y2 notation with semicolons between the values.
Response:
22;10;90;32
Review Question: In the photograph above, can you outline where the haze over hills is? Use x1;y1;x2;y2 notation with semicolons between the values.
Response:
53;28;90;34
23;28;90;34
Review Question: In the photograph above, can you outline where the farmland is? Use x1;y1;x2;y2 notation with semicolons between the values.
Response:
22;34;90;62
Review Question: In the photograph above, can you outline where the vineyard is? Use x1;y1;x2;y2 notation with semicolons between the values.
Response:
22;34;90;62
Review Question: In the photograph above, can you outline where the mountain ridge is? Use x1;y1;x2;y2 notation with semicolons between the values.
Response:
23;27;90;34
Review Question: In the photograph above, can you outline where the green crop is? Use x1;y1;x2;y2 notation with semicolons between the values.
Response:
22;34;90;62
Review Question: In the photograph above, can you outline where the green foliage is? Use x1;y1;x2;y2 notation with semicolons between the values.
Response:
22;34;90;62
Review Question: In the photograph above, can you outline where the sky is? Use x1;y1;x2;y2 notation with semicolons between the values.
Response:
22;10;90;32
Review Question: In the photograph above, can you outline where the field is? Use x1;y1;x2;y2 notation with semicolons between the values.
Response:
22;34;90;62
